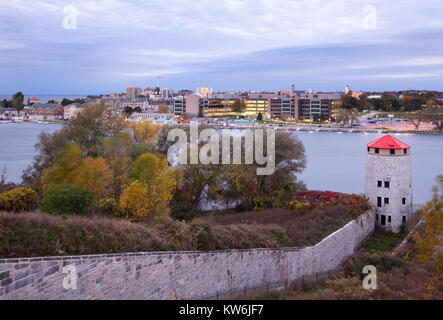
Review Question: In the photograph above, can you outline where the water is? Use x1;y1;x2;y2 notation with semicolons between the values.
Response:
0;123;442;204
296;131;443;204
0;123;62;182
0;94;87;104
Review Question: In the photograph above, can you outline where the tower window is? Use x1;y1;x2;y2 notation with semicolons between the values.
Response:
402;197;406;205
376;214;379;221
367;147;370;152
384;197;389;204
384;181;390;188
388;216;391;223
390;149;395;155
404;148;407;154
402;216;406;223
377;197;382;207
381;215;386;226
375;148;379;154
377;181;382;187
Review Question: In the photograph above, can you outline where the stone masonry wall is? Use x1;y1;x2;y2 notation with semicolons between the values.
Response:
0;210;375;300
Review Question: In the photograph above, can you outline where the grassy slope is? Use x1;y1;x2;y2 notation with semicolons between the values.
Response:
0;211;289;258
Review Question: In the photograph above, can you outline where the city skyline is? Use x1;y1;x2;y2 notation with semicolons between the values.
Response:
1;0;443;94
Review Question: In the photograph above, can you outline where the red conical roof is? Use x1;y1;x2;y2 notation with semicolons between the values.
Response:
367;134;411;149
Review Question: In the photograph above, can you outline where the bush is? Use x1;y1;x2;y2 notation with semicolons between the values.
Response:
288;200;310;211
40;184;93;215
0;187;37;212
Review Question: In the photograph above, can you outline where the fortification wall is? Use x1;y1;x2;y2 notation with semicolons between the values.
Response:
0;210;375;300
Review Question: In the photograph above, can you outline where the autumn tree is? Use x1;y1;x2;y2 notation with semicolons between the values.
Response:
42;142;83;188
73;157;113;204
413;175;443;273
119;153;177;220
231;98;246;115
67;102;127;156
423;105;443;131
406;110;426;131
158;104;170;113
131;121;161;145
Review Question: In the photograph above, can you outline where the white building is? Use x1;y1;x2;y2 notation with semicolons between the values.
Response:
197;86;213;99
63;103;84;120
365;135;413;233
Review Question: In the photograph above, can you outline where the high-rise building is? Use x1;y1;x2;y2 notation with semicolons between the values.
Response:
162;88;174;100
297;91;342;120
268;98;298;120
345;85;351;94
197;86;213;99
126;86;141;98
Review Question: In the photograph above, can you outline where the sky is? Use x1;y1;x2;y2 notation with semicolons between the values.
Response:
0;0;443;95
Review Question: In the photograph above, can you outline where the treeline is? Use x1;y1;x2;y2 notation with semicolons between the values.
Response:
4;101;307;221
342;91;442;112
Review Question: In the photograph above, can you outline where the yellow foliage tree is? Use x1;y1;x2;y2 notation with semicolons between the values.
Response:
119;180;151;220
119;153;176;220
158;104;170;114
73;156;112;204
131;121;161;145
42;142;83;188
414;176;443;272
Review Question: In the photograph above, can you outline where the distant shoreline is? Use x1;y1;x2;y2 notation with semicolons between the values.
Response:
2;121;442;135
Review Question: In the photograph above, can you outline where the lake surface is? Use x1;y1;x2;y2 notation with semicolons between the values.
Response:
0;123;442;204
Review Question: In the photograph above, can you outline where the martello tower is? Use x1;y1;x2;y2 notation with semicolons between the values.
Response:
364;135;412;233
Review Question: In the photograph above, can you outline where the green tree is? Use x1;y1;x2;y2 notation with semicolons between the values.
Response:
12;92;25;115
257;112;263;121
61;98;73;106
40;184;93;215
231;98;246;115
341;93;360;110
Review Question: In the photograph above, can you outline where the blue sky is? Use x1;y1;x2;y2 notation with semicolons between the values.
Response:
0;0;442;94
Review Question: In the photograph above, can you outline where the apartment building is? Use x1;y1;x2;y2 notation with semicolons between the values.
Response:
126;86;142;98
268;97;298;120
297;92;342;121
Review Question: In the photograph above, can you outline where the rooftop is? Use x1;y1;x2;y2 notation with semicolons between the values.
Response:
367;134;411;149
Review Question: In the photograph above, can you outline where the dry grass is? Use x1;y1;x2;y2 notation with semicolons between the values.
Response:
0;211;290;258
204;204;359;247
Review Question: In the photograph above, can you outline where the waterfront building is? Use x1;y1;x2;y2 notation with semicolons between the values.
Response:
25;103;64;121
268;97;298;120
297;91;342;121
365;135;413;233
201;98;269;119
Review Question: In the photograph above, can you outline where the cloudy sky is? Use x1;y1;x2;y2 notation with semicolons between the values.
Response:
0;0;442;94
